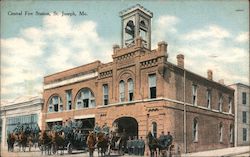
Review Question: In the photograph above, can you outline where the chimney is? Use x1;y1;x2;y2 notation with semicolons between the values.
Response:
218;79;224;85
207;70;213;80
113;44;120;54
177;54;184;68
157;41;168;55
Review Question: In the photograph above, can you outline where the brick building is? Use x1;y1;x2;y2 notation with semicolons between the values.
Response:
42;4;234;153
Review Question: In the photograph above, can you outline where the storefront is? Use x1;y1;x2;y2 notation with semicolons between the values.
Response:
0;96;43;148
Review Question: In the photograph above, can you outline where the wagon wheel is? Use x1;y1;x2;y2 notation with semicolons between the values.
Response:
67;143;73;154
51;143;57;154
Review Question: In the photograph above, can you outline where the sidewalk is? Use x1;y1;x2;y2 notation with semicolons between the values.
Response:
182;146;250;157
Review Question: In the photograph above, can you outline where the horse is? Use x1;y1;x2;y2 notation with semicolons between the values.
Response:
39;130;52;155
17;132;27;152
51;131;66;155
87;131;96;157
146;132;160;157
27;134;33;152
7;133;16;152
96;132;109;157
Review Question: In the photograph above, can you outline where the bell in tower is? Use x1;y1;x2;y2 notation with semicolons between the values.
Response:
120;4;153;49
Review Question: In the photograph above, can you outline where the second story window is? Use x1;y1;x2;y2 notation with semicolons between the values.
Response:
128;78;134;101
66;90;72;110
119;80;125;102
242;92;246;105
242;111;247;123
206;89;211;109
76;88;95;109
192;84;197;106
103;84;109;105
148;74;156;99
218;94;223;112
48;95;63;113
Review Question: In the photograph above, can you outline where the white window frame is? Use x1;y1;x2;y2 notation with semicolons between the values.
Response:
75;88;95;109
103;84;109;105
128;78;134;101
219;123;223;142
218;94;223;112
192;84;198;106
193;118;198;142
228;97;232;114
48;95;63;113
206;89;211;109
119;80;125;102
151;122;157;138
148;74;156;99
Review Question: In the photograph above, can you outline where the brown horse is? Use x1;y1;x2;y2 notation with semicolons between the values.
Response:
87;131;96;157
17;132;27;152
39;130;52;155
96;132;109;157
51;131;66;155
7;133;16;152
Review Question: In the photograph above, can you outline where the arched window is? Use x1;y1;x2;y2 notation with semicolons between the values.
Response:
119;80;125;102
128;78;134;101
219;122;223;142
218;94;223;112
75;88;95;109
230;124;233;143
228;97;232;114
193;118;198;142
152;122;157;138
48;95;63;113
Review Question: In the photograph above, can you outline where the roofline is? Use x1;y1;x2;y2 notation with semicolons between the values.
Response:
167;61;235;91
228;83;250;88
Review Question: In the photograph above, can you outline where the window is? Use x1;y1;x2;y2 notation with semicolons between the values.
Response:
76;88;95;109
103;84;109;105
218;94;223;112
66;90;72;110
228;97;232;114
48;95;63;112
193;118;198;142
149;74;156;99
128;79;134;101
242;92;246;105
219;123;223;142
152;122;157;138
243;128;248;141
192;85;197;105
206;90;211;109
119;80;125;102
242;111;247;123
230;125;233;143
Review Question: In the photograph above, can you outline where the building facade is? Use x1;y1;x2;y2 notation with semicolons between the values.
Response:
229;83;250;146
0;96;43;148
42;5;234;153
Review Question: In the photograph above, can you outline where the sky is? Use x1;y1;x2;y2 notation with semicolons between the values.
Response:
1;0;249;102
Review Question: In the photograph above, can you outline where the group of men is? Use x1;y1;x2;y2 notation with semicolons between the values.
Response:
127;136;145;156
158;131;173;149
93;123;110;135
13;122;40;135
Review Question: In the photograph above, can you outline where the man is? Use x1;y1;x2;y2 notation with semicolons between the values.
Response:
94;123;101;134
102;123;109;135
127;136;132;155
166;131;173;149
159;131;166;148
138;136;145;156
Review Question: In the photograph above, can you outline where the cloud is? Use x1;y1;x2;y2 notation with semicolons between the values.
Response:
1;16;113;101
152;15;180;45
235;32;249;43
181;25;230;40
171;24;248;85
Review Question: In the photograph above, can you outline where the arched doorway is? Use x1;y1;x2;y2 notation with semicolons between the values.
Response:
113;117;138;138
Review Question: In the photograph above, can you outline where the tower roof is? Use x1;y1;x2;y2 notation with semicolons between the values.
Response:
119;4;153;17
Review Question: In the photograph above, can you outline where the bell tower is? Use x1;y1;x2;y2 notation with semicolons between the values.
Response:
120;4;153;49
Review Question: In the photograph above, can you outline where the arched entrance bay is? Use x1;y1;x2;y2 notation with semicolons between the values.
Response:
113;117;138;138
